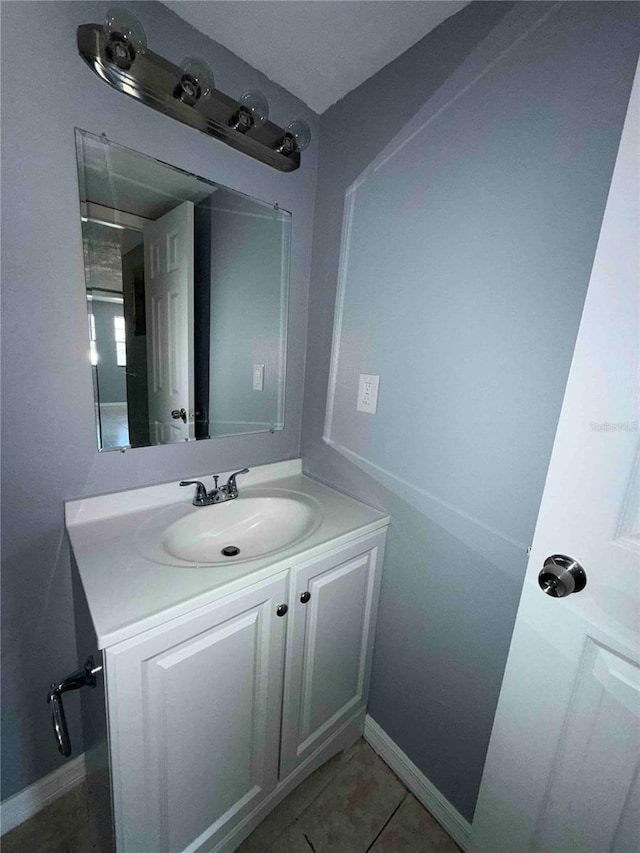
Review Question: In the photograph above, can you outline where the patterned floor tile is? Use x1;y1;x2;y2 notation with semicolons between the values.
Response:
264;821;314;853
297;742;406;852
368;794;462;853
238;749;345;853
2;783;96;853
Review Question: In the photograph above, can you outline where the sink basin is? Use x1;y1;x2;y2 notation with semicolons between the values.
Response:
161;489;322;565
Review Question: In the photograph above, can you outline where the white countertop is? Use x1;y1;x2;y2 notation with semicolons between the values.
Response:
66;460;389;649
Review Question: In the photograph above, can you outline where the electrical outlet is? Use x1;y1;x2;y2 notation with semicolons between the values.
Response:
253;363;264;391
357;374;379;414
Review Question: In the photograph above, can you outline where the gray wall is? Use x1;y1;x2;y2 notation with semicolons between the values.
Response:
302;1;639;822
92;301;127;404
0;0;318;800
206;188;288;435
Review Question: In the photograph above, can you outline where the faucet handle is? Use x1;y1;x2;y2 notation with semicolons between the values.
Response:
180;480;208;503
213;475;219;489
225;468;250;496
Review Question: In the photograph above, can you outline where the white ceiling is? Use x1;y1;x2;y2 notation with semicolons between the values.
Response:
162;1;469;114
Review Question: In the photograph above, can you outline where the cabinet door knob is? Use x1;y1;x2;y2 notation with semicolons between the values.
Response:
300;591;311;604
276;603;288;617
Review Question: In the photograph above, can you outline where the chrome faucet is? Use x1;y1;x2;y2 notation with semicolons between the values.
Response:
180;468;250;507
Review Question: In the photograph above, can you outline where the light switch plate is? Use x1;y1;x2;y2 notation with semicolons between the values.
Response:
357;374;379;414
253;363;265;391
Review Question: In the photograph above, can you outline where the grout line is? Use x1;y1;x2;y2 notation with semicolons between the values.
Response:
342;738;364;766
294;739;365;824
263;740;367;853
364;792;409;853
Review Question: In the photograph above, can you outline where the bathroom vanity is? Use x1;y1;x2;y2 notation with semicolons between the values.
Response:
64;460;389;852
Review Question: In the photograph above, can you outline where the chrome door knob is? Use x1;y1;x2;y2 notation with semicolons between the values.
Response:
538;555;587;598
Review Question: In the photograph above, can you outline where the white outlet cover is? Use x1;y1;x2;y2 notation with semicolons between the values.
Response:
357;374;379;414
253;363;265;391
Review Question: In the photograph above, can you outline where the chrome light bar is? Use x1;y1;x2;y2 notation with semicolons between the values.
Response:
77;21;306;173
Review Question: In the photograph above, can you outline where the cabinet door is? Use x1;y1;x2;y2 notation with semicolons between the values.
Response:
106;573;288;853
280;532;386;778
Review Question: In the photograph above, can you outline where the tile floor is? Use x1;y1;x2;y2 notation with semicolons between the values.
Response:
2;741;461;853
99;403;130;449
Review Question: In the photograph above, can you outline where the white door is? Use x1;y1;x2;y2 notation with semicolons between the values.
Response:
280;533;386;779
471;67;640;853
144;200;194;444
106;574;288;853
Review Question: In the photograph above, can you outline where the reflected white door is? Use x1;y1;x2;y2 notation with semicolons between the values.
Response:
144;200;194;443
471;68;640;852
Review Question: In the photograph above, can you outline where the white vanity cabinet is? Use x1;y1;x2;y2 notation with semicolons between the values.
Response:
100;530;386;853
66;463;389;853
105;573;288;853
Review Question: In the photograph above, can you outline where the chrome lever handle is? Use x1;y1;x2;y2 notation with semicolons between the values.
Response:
225;468;250;496
228;468;250;479
49;691;71;757
180;480;208;503
47;657;102;757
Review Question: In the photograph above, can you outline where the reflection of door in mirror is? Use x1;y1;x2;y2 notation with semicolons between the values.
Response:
143;201;195;444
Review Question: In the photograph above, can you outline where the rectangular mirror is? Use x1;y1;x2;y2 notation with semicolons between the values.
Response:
75;129;290;450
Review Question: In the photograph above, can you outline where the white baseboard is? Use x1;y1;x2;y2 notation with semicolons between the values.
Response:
364;715;471;851
0;753;86;836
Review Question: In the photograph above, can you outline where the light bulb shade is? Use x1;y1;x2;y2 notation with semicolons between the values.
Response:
286;119;311;152
179;57;215;99
104;7;146;69
104;7;147;47
238;91;269;127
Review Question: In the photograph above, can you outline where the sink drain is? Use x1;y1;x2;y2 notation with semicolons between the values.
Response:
221;545;240;557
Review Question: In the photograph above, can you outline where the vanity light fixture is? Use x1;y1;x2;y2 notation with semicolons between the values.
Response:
103;7;146;70
77;7;311;172
174;57;215;107
230;90;270;133
275;119;313;156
